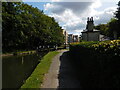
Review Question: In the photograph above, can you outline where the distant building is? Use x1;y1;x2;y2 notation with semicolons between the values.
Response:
68;34;80;44
73;35;79;42
63;30;68;45
68;34;73;44
81;17;100;41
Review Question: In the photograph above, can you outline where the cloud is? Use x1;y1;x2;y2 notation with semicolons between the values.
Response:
44;0;117;34
44;2;93;15
94;7;117;25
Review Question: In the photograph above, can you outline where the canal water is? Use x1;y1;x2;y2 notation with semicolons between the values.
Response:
2;51;47;89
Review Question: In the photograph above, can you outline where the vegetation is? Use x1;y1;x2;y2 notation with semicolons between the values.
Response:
2;2;64;53
91;40;120;56
69;40;120;88
94;24;108;36
21;51;59;88
94;18;119;39
94;1;120;39
114;1;120;38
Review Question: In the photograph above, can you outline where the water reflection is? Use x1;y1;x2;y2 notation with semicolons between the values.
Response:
2;51;47;89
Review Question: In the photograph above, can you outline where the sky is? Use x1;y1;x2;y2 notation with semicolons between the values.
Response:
24;0;119;35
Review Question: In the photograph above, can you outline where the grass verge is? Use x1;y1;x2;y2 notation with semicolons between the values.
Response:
20;51;60;88
2;50;36;57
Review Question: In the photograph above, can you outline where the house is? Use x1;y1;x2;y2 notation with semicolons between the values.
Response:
68;34;73;44
68;34;80;44
73;35;79;42
63;30;68;45
81;17;100;41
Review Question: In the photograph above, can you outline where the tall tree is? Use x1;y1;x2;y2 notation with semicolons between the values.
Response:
115;1;120;21
107;18;118;39
94;24;108;36
2;2;64;52
114;1;120;38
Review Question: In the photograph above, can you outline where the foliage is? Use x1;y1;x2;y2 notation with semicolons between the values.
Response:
94;18;119;39
91;40;120;56
115;1;120;22
107;18;118;38
94;1;120;39
94;24;108;35
70;40;120;57
71;41;98;47
70;41;99;52
69;40;120;88
2;2;64;53
21;51;59;88
114;1;120;38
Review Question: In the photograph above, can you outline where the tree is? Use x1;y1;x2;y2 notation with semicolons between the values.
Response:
107;18;118;39
94;18;118;39
115;1;120;21
94;24;108;36
2;2;64;52
114;1;120;38
94;1;120;39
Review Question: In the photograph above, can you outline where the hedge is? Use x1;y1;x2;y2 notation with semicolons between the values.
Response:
69;40;120;88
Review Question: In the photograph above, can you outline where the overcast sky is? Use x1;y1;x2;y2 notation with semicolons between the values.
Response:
25;0;119;35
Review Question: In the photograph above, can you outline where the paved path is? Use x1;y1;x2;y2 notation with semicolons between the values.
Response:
41;50;81;89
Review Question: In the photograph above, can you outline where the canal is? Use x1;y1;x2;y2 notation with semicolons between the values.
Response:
2;51;48;89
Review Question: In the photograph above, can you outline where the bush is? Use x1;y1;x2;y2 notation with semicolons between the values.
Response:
69;40;120;88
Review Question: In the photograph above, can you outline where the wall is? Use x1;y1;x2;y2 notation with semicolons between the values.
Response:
68;35;73;43
82;33;88;41
88;32;100;41
88;22;94;31
82;32;100;41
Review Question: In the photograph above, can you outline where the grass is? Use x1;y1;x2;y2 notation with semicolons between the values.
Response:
2;50;36;56
20;51;60;88
14;50;36;55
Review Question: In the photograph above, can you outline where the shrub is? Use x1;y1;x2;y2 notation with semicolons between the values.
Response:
69;40;120;88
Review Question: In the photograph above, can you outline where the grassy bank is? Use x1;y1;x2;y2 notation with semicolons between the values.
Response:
2;50;36;57
21;51;60;88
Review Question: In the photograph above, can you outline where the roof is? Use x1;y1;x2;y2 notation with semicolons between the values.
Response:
81;29;100;33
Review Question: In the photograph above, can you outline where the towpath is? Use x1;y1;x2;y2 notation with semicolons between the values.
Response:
41;50;81;88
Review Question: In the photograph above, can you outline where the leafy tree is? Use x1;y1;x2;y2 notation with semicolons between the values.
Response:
94;1;120;39
2;2;64;52
94;24;108;36
107;18;118;38
94;18;118;39
114;1;120;38
115;1;120;21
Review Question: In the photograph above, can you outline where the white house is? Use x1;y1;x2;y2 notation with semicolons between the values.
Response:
63;30;68;45
82;17;100;41
68;34;73;44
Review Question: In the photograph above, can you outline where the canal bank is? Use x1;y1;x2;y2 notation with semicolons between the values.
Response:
21;51;60;88
2;50;36;57
2;50;48;89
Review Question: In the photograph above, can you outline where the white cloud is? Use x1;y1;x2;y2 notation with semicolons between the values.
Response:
44;3;55;11
51;0;61;2
44;0;117;35
22;0;119;2
91;0;102;8
94;7;117;25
